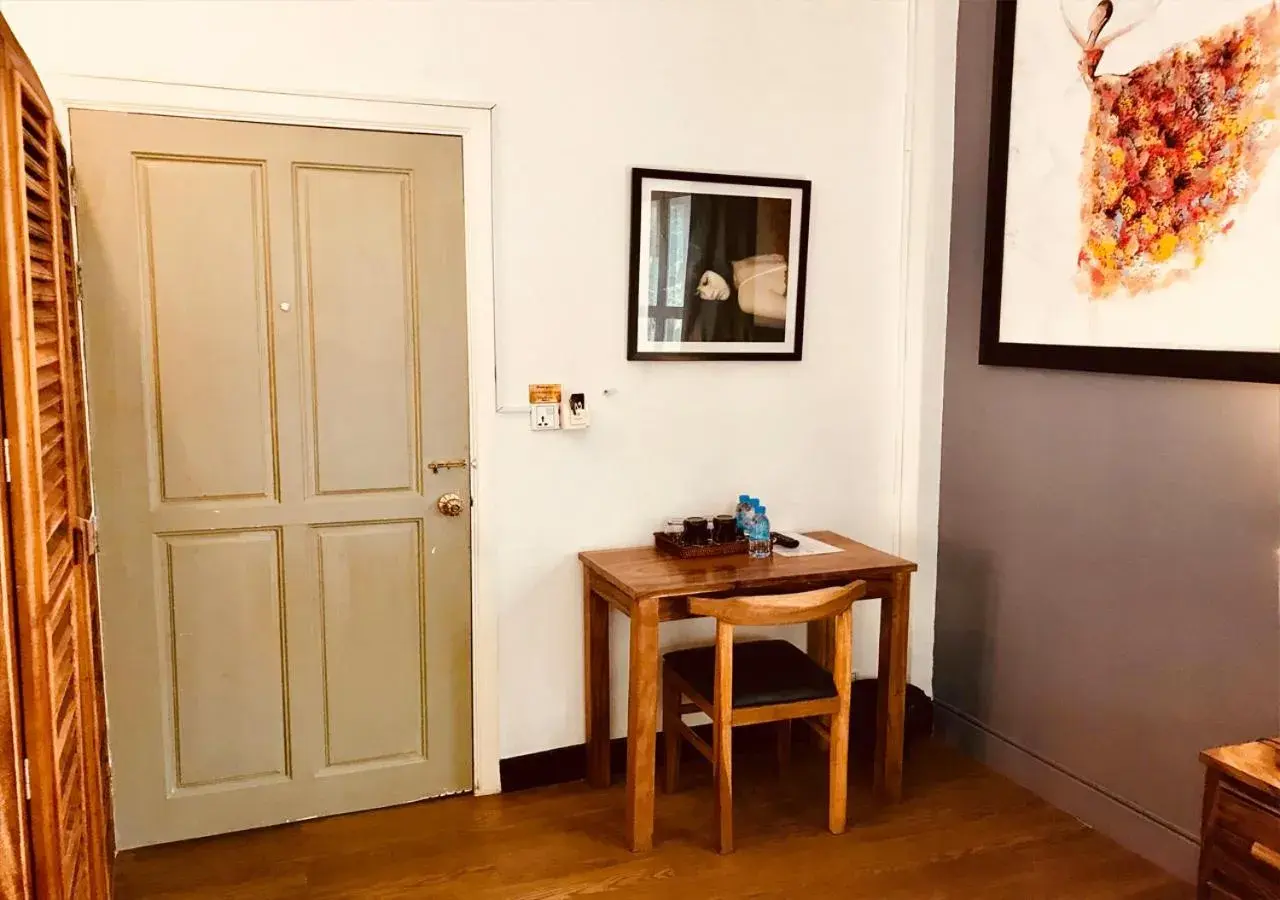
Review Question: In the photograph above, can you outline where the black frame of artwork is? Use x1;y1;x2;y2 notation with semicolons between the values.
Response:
627;167;811;362
979;1;1280;384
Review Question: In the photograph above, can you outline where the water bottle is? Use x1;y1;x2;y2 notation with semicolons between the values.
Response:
748;505;772;559
735;495;755;537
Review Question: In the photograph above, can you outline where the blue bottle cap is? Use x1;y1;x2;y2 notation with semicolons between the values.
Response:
739;494;750;502
757;506;766;514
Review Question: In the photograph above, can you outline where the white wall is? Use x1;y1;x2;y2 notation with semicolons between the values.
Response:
5;0;944;761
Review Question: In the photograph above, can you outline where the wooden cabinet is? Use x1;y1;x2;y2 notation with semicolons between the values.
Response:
1200;742;1280;900
0;12;113;900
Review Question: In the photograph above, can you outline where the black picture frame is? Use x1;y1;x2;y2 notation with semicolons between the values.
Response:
627;167;811;361
979;1;1280;384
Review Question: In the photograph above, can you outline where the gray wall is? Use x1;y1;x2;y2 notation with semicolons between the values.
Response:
935;0;1280;879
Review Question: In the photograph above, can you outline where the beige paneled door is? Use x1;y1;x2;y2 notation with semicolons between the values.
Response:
68;110;472;848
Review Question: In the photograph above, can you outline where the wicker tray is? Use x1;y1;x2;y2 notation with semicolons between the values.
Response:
653;531;748;559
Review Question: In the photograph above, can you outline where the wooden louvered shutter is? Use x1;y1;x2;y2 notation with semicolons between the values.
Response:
0;15;111;900
57;120;113;886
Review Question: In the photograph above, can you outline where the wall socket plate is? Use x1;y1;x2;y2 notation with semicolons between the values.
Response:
563;392;589;429
530;403;560;431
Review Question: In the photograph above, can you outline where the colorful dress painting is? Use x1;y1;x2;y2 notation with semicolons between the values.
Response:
1071;0;1280;298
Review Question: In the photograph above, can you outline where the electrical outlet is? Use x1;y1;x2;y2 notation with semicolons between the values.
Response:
530;403;560;431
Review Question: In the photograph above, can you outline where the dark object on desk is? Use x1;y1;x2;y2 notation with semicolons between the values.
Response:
663;582;866;853
653;531;748;559
682;516;708;544
1200;740;1280;898
713;515;738;544
771;532;800;549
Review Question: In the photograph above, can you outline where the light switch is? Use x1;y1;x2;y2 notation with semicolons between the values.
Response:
563;392;589;429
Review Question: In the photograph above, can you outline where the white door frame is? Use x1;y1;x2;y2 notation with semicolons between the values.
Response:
49;75;502;797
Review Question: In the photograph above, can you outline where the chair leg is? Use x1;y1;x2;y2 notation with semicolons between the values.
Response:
828;608;853;835
776;719;792;774
714;620;734;853
828;703;849;835
714;713;733;853
663;673;681;794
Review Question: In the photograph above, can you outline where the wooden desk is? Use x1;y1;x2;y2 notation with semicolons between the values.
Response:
1199;741;1280;898
579;531;917;852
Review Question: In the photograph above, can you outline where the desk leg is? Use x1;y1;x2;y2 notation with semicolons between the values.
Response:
874;571;911;802
583;570;611;789
625;598;660;852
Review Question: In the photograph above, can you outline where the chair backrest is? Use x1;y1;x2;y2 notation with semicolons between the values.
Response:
686;581;866;627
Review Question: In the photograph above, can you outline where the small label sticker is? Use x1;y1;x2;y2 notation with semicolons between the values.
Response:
528;383;562;404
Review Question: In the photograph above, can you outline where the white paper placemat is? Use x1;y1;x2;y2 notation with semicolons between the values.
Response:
772;532;843;557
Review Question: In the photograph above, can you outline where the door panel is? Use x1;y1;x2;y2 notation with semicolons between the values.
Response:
295;165;420;497
315;520;424;769
70;110;472;848
162;529;287;790
137;157;277;504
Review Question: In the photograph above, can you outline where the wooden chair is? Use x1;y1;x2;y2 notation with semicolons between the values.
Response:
661;580;866;853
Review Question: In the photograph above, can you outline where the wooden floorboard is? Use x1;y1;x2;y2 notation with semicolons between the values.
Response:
114;741;1193;899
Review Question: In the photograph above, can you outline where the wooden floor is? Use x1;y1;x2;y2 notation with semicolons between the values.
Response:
115;741;1193;899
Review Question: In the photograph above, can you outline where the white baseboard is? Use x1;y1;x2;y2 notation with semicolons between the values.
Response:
934;701;1198;882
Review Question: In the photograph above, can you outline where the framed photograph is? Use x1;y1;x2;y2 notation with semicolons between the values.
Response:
627;168;811;361
981;1;1280;383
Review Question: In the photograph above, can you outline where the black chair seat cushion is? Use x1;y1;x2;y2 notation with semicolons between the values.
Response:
663;639;837;709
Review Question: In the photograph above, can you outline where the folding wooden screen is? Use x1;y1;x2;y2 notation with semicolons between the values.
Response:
0;14;112;899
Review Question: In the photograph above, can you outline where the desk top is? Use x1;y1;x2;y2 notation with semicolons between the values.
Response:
579;531;916;601
1202;741;1280;801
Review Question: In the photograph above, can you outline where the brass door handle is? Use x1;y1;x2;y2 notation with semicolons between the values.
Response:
437;493;464;517
428;459;469;475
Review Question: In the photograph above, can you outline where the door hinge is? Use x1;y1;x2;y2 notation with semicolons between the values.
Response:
75;262;84;301
3;438;10;483
22;758;30;801
69;165;77;208
73;516;99;562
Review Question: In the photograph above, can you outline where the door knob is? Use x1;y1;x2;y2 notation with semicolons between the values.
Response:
437;492;464;517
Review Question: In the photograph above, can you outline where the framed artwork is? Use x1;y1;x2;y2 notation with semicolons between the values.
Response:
981;1;1280;383
627;168;811;361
